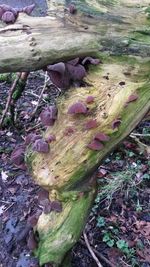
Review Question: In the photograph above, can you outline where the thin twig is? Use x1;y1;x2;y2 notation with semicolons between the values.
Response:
93;247;116;267
4;203;15;212
31;71;49;118
0;200;12;204
83;232;103;267
80;239;116;267
0;73;21;127
130;135;147;147
130;133;150;137
25;122;43;133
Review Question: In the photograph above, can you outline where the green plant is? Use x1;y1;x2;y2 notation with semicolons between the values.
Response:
143;173;150;180
96;216;105;227
136;199;142;212
102;231;115;247
116;239;135;260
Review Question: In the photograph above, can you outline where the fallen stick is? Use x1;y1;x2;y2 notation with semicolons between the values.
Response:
0;73;21;127
83;232;103;267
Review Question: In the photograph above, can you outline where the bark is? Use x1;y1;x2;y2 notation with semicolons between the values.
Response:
1;0;150;266
0;0;150;72
0;14;98;73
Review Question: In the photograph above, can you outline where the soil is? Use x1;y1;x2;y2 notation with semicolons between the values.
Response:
0;72;150;267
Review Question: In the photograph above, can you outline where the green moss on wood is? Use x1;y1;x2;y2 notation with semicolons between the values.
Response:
35;186;96;265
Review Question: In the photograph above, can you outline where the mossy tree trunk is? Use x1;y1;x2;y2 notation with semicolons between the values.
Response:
29;55;150;266
0;0;150;266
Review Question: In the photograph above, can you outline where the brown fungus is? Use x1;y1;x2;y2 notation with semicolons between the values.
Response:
112;119;122;129
27;231;37;250
126;93;138;103
11;145;26;166
68;102;87;114
67;58;80;66
68;4;77;14
47;62;69;89
51;201;62;212
64;127;75;136
82;57;101;65
0;3;35;24
40;105;58;126
85;119;98;130
22;4;35;15
32;139;49;153
1;11;16;23
87;140;104;151
25;133;42;146
86;95;95;104
94;132;110;142
66;62;86;81
45;134;56;143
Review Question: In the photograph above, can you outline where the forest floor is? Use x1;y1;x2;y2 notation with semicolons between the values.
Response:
0;72;149;267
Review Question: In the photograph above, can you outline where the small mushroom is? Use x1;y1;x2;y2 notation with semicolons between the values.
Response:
27;230;37;250
22;4;35;15
66;63;86;81
68;102;87;114
87;140;104;151
68;4;77;14
11;145;25;166
94;132;110;142
1;11;16;23
82;57;100;65
25;133;41;146
86;95;95;104
112;119;122;129
40;105;58;126
51;201;62;212
64;127;75;136
85;119;98;130
47;62;69;89
126;93;138;103
67;57;80;66
45;134;56;143
0;3;35;24
32;139;49;153
47;62;66;74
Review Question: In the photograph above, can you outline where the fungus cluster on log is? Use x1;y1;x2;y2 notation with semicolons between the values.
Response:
0;4;35;23
87;132;110;151
25;133;42;146
11;132;55;168
47;57;101;89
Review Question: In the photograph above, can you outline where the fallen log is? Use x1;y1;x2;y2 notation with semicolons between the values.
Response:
0;0;150;72
27;54;150;266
